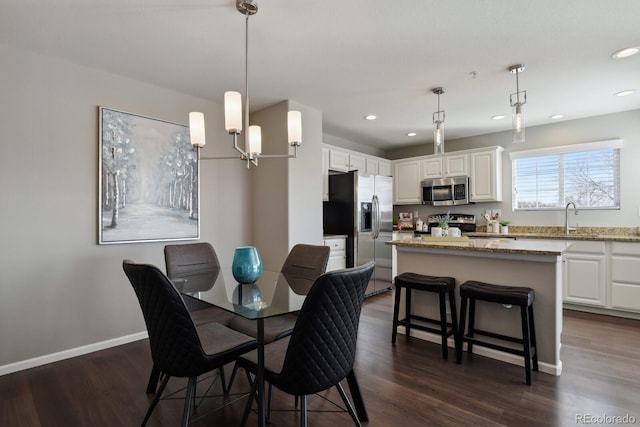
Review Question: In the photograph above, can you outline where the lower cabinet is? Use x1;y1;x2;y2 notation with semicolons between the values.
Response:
324;236;346;272
610;242;640;312
563;241;607;307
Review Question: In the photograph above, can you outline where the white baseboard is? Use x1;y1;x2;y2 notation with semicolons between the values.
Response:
0;331;148;377
398;327;562;376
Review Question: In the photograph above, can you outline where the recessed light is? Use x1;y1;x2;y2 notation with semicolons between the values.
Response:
364;115;377;120
614;90;635;97
550;114;564;120
611;47;639;59
491;115;505;120
406;132;417;137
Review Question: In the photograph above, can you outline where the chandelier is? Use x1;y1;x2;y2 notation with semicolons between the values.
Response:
189;0;302;168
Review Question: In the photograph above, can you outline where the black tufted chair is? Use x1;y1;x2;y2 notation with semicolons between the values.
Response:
122;260;257;426
237;261;375;427
141;243;237;395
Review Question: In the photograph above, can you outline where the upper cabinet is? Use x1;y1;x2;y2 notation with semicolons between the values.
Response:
445;153;468;177
392;146;503;205
469;147;503;202
421;157;443;179
324;144;392;177
393;159;421;204
421;152;468;180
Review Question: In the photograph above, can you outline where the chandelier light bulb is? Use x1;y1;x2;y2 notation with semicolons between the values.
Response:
188;112;206;148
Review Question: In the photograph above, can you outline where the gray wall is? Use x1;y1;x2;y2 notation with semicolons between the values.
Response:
252;101;325;271
0;44;253;371
389;109;640;229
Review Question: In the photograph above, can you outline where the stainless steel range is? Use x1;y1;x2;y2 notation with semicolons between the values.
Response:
422;213;476;234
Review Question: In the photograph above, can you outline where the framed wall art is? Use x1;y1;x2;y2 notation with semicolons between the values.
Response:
98;107;200;244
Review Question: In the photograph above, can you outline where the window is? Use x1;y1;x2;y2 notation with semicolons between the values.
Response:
510;140;622;210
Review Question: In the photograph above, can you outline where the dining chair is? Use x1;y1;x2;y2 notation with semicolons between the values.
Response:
122;260;257;427
237;261;375;427
148;242;239;395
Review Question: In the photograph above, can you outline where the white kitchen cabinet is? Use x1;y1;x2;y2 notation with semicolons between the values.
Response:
393;159;421;204
365;158;379;175
328;149;351;172
610;242;640;312
349;154;366;174
421;157;443;179
322;147;329;201
378;159;392;177
445;153;468;176
324;236;346;272
563;241;607;307
470;147;503;202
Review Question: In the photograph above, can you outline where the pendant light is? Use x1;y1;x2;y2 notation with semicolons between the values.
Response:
432;87;445;155
509;64;527;144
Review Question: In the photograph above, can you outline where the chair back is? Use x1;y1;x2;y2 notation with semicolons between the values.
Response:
122;260;210;378
164;242;220;278
281;244;331;295
277;261;374;396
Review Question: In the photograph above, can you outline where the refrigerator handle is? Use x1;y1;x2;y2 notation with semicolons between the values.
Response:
372;195;380;239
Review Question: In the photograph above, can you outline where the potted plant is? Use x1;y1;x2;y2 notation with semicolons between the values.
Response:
432;211;451;237
499;220;511;234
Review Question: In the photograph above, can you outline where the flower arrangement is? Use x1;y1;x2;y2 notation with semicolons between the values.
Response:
436;211;452;229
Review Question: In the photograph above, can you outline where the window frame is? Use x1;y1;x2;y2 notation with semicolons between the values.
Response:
510;139;623;211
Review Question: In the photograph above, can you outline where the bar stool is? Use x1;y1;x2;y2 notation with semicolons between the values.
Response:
456;280;538;385
392;272;459;359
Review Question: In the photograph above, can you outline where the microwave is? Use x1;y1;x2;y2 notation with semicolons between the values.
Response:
421;176;471;206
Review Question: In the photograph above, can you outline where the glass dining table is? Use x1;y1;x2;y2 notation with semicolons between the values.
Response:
171;268;369;426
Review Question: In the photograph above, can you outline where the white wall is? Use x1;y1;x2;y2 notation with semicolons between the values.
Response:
0;44;253;371
389;110;640;229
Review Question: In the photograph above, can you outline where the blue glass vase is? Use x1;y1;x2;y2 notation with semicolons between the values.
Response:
232;246;262;284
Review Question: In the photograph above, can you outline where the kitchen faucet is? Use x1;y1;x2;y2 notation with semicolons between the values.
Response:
564;202;578;235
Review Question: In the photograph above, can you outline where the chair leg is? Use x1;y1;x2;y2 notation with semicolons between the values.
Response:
146;365;161;394
521;306;533;385
299;395;308;427
391;285;402;344
336;382;363;427
529;303;539;371
405;287;412;338
267;383;274;423
182;377;197;427
141;374;170;427
241;374;258;427
448;289;460;357
218;366;227;394
224;362;239;394
438;292;449;359
467;299;476;354
456;296;468;364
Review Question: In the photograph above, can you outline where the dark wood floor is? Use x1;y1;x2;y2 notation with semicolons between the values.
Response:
2;293;640;427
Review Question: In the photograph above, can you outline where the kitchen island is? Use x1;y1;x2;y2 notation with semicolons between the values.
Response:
386;237;572;376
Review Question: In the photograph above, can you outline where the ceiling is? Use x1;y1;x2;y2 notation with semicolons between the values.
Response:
2;0;639;151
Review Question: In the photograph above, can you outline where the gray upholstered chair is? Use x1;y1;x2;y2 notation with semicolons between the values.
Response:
122;260;256;427
238;261;375;427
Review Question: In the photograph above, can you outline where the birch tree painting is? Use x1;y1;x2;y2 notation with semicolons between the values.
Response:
99;107;199;244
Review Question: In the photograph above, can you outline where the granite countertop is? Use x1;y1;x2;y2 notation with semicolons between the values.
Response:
466;226;640;242
386;236;572;256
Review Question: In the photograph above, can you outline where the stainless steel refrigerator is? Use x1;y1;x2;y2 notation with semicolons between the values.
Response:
322;171;393;296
